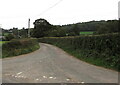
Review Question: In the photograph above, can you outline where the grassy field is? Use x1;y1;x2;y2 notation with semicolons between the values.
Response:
0;41;9;47
0;41;6;44
0;41;8;44
80;31;94;35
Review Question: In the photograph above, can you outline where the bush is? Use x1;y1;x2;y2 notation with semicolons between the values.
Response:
2;38;40;58
5;34;15;41
39;33;120;71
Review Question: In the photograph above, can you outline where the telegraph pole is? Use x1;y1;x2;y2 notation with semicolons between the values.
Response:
0;24;2;36
28;18;30;38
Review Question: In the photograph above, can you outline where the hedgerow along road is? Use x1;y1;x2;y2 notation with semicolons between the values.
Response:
2;43;118;83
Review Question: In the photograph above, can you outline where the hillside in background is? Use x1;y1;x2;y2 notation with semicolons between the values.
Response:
1;19;119;39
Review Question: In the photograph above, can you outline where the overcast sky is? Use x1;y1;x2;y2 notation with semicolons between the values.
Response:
0;0;119;29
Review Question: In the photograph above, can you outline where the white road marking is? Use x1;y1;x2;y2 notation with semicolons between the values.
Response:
43;76;47;78
36;78;39;81
12;75;14;77
16;72;22;75
15;76;17;78
49;77;53;79
66;78;70;81
17;75;26;78
81;81;85;84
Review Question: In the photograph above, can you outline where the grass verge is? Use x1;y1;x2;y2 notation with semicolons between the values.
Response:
2;38;40;58
80;31;94;35
39;33;120;72
61;48;119;71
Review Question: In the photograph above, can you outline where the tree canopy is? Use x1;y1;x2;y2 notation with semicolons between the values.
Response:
32;18;52;38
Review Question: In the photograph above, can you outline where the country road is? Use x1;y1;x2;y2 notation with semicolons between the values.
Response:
2;43;118;83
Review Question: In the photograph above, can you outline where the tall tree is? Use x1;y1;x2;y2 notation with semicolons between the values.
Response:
71;24;80;36
12;27;19;38
19;27;28;38
32;18;52;38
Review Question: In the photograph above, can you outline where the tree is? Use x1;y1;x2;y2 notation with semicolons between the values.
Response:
118;18;120;33
12;27;19;38
46;27;66;37
32;18;52;38
96;20;118;34
5;34;14;41
19;27;28;38
70;24;80;36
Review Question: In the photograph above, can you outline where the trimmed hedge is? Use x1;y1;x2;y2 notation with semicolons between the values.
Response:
2;38;40;58
39;33;120;71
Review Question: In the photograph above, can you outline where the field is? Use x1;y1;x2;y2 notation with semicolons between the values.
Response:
0;41;9;47
0;41;8;44
80;31;94;35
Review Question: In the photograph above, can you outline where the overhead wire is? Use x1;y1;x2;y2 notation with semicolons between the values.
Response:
32;0;63;18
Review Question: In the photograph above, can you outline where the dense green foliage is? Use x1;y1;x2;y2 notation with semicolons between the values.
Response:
2;19;118;38
19;27;28;38
61;20;118;34
80;31;94;35
2;38;40;58
5;34;15;41
39;33;120;71
32;19;118;37
2;27;29;39
0;41;9;45
32;18;53;38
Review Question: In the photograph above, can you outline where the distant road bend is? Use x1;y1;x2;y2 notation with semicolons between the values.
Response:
2;43;118;83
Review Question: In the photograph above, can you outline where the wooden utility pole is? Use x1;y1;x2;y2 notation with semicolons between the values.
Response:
0;24;3;36
28;18;30;38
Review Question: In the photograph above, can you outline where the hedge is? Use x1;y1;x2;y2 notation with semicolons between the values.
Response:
39;33;120;71
2;38;40;58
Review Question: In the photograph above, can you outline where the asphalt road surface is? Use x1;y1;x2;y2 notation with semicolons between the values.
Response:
2;43;118;83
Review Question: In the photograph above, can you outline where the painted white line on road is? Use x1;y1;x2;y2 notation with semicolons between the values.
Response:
49;77;53;79
43;76;47;78
16;72;22;75
36;78;39;81
12;75;14;77
81;81;85;84
17;75;26;78
15;76;17;78
66;78;70;81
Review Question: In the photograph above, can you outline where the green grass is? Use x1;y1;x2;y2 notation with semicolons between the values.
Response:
0;41;9;46
2;39;40;58
0;41;9;44
39;33;120;71
63;49;118;71
80;31;94;35
50;44;119;71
